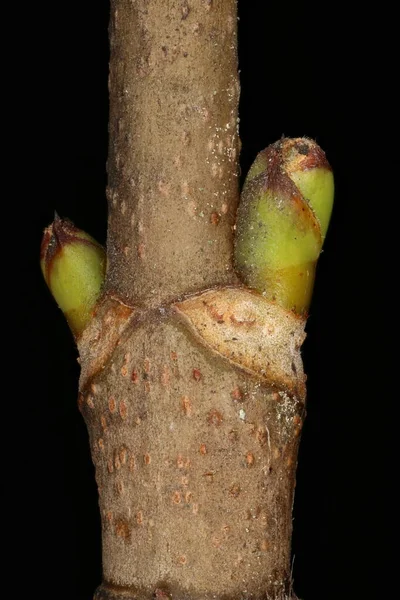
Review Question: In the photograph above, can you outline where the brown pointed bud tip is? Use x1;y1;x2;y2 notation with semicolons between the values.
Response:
41;214;78;281
40;215;106;337
249;137;334;239
280;136;331;171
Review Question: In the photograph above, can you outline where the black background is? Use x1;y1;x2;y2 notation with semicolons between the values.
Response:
18;2;392;599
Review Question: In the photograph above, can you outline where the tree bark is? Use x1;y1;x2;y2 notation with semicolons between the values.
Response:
77;2;305;598
105;0;240;307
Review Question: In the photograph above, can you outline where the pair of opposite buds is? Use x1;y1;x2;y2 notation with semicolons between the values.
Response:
41;137;334;338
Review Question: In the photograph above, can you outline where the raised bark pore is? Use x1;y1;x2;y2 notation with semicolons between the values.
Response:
77;1;305;599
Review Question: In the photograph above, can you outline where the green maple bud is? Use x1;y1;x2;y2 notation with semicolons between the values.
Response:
40;214;106;337
234;137;334;315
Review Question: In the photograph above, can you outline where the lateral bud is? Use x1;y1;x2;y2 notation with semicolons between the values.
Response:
234;137;334;315
40;214;106;338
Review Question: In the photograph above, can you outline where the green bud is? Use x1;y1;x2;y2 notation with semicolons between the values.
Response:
40;215;106;337
234;137;334;315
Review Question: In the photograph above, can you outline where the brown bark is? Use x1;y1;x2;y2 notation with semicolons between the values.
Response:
105;0;240;307
77;1;305;598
